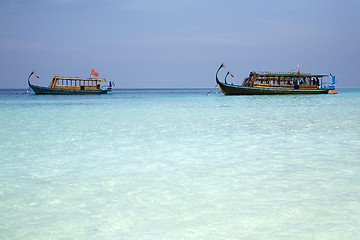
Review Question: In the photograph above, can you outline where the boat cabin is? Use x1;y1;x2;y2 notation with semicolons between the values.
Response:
241;72;328;90
49;74;107;91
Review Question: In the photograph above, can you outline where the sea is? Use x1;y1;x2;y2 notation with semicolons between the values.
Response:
1;87;360;240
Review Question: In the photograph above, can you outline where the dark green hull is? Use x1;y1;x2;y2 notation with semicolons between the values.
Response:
29;84;111;95
216;79;330;95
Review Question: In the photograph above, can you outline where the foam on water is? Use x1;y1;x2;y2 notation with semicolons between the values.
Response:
1;88;360;239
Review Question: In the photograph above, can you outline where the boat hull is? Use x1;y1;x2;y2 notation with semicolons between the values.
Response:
216;80;330;95
30;84;111;95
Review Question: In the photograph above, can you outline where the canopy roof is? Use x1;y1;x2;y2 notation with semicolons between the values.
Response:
54;75;107;82
252;71;328;77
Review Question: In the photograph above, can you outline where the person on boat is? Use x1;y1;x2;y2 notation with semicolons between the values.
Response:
310;77;316;85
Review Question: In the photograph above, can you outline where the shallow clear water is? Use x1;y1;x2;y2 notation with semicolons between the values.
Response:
1;88;360;239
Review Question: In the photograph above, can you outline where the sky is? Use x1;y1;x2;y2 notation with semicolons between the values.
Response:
0;0;359;88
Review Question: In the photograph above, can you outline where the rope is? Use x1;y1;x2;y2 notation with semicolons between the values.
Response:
207;84;218;95
23;87;30;94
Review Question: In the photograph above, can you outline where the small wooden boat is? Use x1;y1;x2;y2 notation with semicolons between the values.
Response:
27;72;112;95
216;64;336;95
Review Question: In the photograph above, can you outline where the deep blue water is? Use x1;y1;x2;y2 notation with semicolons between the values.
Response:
1;87;360;239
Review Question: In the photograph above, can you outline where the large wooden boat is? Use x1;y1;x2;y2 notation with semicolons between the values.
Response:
27;72;112;95
216;64;336;95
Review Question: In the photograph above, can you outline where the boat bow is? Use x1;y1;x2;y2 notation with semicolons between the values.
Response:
216;63;225;85
28;71;34;87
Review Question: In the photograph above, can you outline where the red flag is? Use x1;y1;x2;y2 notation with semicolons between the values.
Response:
230;74;234;77
35;74;39;78
91;69;99;77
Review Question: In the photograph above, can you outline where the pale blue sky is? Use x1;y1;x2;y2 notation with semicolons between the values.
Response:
0;0;359;88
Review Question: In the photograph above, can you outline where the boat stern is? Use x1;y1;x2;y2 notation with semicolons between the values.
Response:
327;75;336;94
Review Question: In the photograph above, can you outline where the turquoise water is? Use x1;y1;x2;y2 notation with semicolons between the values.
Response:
1;88;360;239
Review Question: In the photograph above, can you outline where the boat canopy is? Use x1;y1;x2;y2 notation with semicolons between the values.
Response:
49;75;107;90
242;71;328;88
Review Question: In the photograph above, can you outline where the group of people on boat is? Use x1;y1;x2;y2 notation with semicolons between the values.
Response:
245;77;321;86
